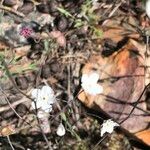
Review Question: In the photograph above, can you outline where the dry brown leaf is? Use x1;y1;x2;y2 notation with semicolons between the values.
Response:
14;45;31;57
0;125;15;137
50;31;66;47
78;39;150;132
9;61;34;74
135;130;150;146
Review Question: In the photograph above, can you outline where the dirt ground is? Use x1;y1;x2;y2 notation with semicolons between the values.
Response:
0;0;150;150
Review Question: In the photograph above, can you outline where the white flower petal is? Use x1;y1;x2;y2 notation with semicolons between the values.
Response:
81;73;99;84
56;123;66;136
40;85;55;103
88;73;99;83
81;72;103;95
47;96;55;104
42;103;53;112
31;101;36;109
82;83;103;95
91;84;103;95
31;101;41;109
31;89;41;98
81;74;89;83
44;107;53;113
100;119;119;137
41;85;54;95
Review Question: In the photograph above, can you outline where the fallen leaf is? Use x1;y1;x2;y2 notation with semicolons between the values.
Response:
0;125;15;136
78;39;150;132
9;60;36;74
135;130;150;146
14;45;31;57
50;31;66;47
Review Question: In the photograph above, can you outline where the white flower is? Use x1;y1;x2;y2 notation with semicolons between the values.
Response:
100;119;119;137
81;73;103;95
56;123;66;136
146;0;150;18
31;85;55;112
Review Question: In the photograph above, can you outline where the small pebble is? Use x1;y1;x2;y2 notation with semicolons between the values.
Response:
3;0;17;7
55;16;68;32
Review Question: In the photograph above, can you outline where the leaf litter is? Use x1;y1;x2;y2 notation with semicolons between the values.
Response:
0;0;150;149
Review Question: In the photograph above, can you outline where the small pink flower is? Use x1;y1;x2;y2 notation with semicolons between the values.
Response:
19;27;33;38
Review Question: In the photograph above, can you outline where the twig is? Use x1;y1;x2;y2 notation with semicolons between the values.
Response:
6;136;15;150
0;87;34;129
0;5;25;17
103;94;150;115
119;82;150;124
0;97;29;113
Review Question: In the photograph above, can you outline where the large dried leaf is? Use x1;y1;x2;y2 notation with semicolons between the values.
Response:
78;39;150;132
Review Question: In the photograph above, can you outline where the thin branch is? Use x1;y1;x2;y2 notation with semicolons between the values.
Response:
0;97;29;113
119;83;150;124
6;136;15;150
0;87;34;129
0;5;25;17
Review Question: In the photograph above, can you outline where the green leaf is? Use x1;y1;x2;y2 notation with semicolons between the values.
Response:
93;27;103;38
61;112;67;122
74;19;84;28
57;7;73;18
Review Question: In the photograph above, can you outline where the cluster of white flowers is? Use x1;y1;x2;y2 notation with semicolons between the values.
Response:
81;72;103;95
30;75;119;138
100;119;119;137
31;85;55;113
31;85;66;136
